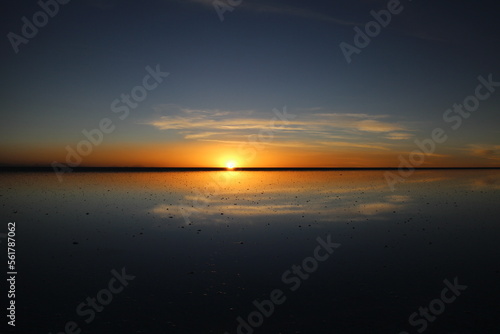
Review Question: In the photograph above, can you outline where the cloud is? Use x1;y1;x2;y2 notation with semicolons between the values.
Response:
183;132;226;139
183;0;357;25
308;113;410;136
465;144;500;161
199;139;322;149
318;141;390;151
144;105;413;151
355;119;406;133
315;113;388;119
384;132;413;140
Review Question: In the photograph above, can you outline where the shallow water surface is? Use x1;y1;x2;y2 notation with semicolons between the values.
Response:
1;170;499;333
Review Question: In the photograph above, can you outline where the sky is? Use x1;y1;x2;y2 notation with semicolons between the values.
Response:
1;0;499;168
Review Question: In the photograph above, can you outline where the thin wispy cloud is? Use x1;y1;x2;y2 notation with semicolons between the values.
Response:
144;105;413;152
465;145;500;161
183;132;226;139
384;132;413;140
183;0;357;25
318;141;391;151
199;139;321;149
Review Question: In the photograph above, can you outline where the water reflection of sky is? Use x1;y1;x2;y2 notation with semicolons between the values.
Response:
1;170;499;333
145;170;499;226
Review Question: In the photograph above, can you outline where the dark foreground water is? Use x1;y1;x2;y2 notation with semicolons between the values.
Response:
1;170;499;333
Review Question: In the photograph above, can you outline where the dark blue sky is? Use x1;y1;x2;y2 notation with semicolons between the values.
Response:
1;0;499;167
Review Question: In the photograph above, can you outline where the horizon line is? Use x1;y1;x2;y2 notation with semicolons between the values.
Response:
1;166;500;172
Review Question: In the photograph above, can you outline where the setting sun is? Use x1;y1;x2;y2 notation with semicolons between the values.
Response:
226;161;236;169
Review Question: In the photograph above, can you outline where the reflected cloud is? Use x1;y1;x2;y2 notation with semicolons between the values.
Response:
470;173;500;190
385;195;411;203
357;202;400;216
149;171;414;224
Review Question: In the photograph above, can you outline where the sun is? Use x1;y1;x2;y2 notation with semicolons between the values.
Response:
226;161;236;169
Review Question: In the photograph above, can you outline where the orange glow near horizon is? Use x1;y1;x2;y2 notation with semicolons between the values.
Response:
1;141;499;168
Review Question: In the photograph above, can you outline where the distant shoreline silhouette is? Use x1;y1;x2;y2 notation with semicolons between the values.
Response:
1;166;499;172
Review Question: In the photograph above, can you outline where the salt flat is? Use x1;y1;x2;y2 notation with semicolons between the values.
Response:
1;170;499;333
